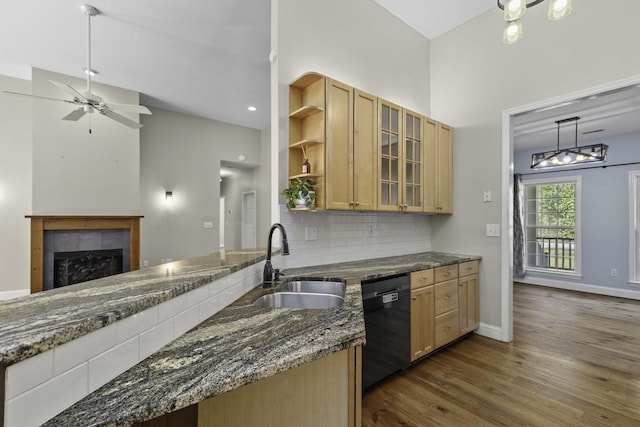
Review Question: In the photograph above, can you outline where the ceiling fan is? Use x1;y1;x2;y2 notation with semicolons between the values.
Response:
4;4;151;132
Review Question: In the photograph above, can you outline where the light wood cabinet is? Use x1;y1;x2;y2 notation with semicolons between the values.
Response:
434;264;459;349
325;88;377;210
378;100;424;212
410;269;434;361
458;261;479;335
424;118;453;214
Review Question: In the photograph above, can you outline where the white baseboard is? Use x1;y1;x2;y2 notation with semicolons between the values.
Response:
475;322;506;342
0;289;29;301
517;277;640;300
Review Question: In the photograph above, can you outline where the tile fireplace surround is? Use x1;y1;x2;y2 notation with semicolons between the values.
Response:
25;216;143;294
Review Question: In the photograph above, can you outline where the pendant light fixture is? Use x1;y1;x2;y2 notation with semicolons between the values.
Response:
498;0;572;44
530;116;608;169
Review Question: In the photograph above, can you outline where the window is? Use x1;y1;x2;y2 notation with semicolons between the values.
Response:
524;176;581;275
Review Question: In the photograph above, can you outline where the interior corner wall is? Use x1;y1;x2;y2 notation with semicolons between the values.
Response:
258;127;272;245
139;108;262;266
275;0;432;265
0;75;32;295
31;68;141;215
429;1;640;329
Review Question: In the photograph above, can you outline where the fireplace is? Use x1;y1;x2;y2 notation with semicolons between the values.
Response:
26;216;142;293
54;248;124;288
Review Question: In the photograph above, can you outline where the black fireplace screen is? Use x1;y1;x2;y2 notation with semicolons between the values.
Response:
53;249;124;288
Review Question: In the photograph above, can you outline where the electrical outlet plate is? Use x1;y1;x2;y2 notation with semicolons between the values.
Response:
486;224;500;237
305;227;318;241
483;190;492;202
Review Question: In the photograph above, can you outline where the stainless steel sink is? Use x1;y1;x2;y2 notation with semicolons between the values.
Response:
253;292;344;309
279;280;346;298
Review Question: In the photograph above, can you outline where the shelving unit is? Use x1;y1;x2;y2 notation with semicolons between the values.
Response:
288;73;327;209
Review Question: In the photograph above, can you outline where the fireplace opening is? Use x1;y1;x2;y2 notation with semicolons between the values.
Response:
53;249;124;288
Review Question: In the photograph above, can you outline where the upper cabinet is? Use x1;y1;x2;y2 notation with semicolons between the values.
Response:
424;119;453;214
287;72;452;214
377;101;424;212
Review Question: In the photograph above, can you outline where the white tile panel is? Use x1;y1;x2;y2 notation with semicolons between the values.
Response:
88;336;139;393
5;349;54;399
158;292;189;322
139;318;175;360
174;305;200;337
116;306;159;344
53;323;117;376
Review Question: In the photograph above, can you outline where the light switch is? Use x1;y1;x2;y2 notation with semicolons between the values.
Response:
486;224;500;237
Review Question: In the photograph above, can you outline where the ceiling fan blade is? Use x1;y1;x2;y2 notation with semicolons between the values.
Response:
3;90;72;104
101;109;143;129
63;108;87;121
106;102;152;115
49;80;86;100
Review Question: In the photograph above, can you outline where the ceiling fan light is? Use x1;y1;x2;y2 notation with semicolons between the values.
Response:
504;0;527;21
503;20;523;44
548;0;572;21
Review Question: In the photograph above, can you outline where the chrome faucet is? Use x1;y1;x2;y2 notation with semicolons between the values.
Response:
263;223;290;288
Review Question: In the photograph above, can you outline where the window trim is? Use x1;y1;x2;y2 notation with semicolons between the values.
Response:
522;175;582;277
629;171;640;286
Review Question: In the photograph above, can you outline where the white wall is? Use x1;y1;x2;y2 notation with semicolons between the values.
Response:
220;169;259;250
0;75;32;295
429;2;640;330
139;108;264;265
31;68;141;215
276;0;433;266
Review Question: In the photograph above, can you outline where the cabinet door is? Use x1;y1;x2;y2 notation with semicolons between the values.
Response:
353;90;377;211
325;79;354;210
437;124;453;214
459;274;479;335
402;110;423;212
378;99;402;211
411;285;434;361
424;118;438;213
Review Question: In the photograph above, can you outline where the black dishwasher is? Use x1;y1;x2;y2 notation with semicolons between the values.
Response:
361;274;411;389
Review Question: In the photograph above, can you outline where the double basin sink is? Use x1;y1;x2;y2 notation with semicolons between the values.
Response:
253;280;346;309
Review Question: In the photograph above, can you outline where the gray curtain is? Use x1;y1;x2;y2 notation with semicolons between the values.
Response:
513;174;526;279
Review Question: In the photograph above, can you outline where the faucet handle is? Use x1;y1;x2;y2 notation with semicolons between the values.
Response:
274;269;284;281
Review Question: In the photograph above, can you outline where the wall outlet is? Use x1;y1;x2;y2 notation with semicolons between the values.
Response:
204;221;214;229
483;190;492;202
486;224;500;237
368;224;375;237
143;260;149;267
305;227;318;241
610;268;618;277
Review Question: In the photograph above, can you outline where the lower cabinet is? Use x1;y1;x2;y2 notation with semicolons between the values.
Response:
136;347;362;427
410;270;434;361
410;260;480;362
458;261;479;335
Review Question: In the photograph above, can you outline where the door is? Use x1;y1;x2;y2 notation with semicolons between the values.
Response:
241;191;256;249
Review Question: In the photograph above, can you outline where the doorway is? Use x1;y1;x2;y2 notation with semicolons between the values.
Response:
242;191;257;249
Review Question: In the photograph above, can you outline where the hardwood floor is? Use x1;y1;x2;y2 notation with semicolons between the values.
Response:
362;283;640;426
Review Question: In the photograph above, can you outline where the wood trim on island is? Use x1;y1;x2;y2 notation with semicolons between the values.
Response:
25;215;143;294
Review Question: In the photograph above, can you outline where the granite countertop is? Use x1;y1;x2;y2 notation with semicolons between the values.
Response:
44;251;480;427
0;249;270;366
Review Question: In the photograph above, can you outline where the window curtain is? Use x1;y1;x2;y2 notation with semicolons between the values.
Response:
513;173;526;278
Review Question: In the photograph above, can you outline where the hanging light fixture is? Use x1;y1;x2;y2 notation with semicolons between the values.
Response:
530;116;608;169
498;0;572;44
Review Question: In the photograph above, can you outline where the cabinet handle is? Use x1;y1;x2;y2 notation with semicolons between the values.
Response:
349;201;354;206
412;296;417;300
355;201;360;206
420;277;427;282
443;272;450;277
444;296;449;300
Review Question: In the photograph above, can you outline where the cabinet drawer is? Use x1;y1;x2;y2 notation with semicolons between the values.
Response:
434;264;458;282
435;279;458;315
435;309;459;348
410;269;434;289
459;260;479;277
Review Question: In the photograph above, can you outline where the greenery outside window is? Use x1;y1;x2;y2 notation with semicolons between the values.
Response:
523;176;581;276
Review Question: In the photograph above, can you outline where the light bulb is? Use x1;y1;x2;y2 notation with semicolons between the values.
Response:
562;152;572;163
504;0;527;21
548;0;572;21
503;20;523;44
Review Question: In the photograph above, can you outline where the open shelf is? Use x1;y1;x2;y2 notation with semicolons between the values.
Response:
289;139;323;149
290;105;324;119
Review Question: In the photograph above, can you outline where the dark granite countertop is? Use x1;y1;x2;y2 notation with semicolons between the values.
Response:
43;251;480;426
0;249;270;366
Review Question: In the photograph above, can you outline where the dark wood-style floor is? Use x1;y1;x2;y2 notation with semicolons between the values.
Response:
362;283;640;426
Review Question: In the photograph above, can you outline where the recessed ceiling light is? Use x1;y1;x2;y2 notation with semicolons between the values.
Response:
247;105;257;112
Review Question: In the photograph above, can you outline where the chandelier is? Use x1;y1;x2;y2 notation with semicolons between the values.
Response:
530;116;608;169
498;0;572;44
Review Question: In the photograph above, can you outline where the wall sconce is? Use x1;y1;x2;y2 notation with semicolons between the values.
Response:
165;191;173;201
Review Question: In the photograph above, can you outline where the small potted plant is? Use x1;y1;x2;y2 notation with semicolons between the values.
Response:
282;178;315;209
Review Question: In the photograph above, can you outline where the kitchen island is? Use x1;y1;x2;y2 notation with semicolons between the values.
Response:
2;250;479;426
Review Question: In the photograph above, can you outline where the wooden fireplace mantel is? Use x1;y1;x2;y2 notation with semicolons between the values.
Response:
25;215;143;294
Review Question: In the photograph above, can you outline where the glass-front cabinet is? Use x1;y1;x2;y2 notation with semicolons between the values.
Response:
378;99;423;212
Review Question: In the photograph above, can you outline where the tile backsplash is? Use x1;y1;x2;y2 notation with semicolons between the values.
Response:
279;206;432;269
